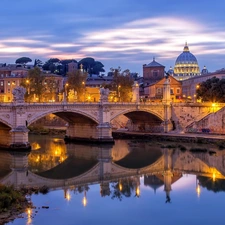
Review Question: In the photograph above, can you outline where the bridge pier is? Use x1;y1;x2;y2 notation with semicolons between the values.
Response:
9;126;31;151
65;122;114;143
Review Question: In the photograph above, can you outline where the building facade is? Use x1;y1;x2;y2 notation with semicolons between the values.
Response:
143;58;165;84
144;75;182;102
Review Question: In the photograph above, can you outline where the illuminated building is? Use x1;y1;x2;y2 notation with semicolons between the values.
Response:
173;42;200;80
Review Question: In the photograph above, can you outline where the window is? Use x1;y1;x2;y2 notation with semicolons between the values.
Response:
8;81;10;86
8;88;10;93
153;70;158;77
176;88;180;94
0;81;3;86
157;88;161;94
170;88;174;94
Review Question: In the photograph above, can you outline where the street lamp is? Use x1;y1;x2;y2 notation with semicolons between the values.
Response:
82;81;85;102
118;85;121;102
26;79;30;95
65;83;69;96
63;83;68;102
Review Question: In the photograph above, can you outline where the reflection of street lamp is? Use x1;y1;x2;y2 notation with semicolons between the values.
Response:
26;208;32;225
119;181;123;191
212;103;216;113
196;177;201;197
213;172;216;182
135;186;140;197
82;191;87;207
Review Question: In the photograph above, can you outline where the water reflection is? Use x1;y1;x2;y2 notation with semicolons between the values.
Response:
1;135;225;201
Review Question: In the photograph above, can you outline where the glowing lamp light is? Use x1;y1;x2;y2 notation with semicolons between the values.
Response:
82;192;87;207
196;184;201;197
119;183;123;191
66;192;71;201
27;208;32;225
135;186;140;197
213;173;216;182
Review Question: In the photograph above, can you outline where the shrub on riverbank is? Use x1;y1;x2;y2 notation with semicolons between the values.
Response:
0;185;26;213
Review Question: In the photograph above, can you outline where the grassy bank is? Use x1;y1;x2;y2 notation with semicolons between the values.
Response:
0;185;30;224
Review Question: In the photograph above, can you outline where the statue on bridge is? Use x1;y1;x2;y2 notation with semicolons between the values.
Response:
12;86;26;103
100;88;109;102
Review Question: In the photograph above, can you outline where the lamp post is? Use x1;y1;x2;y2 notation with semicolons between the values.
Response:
26;79;30;95
118;85;121;102
64;83;68;102
82;81;85;102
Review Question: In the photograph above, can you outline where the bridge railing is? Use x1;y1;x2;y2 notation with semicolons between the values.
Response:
0;101;168;106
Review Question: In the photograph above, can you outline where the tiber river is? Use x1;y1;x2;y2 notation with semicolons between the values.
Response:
1;134;225;225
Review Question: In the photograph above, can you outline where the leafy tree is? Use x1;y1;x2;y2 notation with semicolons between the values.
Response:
34;59;43;67
92;61;105;74
60;59;77;65
15;57;32;67
110;67;134;102
21;67;45;102
42;58;60;72
67;70;88;101
196;77;225;102
78;57;104;75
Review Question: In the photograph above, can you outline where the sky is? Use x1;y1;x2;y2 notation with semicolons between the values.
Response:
0;0;225;75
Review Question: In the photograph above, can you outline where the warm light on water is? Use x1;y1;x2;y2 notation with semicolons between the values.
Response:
2;135;225;225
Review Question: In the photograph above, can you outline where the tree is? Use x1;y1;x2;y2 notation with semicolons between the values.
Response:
42;58;60;72
196;77;225;102
15;57;32;67
34;59;43;67
110;67;134;102
67;70;88;101
21;67;45;102
78;57;104;75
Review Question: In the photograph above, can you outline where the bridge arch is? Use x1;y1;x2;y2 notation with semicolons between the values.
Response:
0;118;12;129
111;109;164;132
111;109;164;121
27;109;99;126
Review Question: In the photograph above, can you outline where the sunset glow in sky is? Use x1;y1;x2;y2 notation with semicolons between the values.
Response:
0;0;225;74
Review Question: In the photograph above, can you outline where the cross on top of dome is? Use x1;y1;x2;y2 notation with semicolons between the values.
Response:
183;42;189;52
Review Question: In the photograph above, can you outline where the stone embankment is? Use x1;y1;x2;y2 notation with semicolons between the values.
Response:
113;131;225;145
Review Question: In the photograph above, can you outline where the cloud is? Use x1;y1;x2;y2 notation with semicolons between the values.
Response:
0;12;225;73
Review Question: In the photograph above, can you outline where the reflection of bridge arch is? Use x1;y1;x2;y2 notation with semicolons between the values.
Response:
2;149;225;190
28;109;99;126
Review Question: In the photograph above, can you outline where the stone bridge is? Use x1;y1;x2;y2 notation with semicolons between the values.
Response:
0;101;224;149
0;82;225;149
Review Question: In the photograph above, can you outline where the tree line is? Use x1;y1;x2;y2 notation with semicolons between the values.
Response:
14;56;105;76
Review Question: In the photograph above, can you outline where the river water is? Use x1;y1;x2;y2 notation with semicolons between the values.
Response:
1;135;225;225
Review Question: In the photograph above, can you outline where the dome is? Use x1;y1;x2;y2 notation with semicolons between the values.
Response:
167;66;174;76
201;65;209;75
174;42;200;80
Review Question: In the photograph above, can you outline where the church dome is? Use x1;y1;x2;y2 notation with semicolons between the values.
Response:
174;43;200;80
